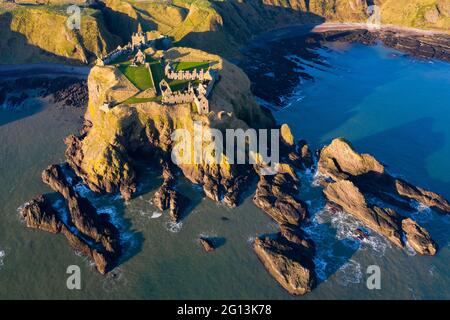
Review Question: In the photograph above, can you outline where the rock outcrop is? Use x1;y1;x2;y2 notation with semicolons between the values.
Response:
199;237;215;252
253;165;307;226
318;138;447;255
402;218;437;256
253;234;316;296
38;164;122;273
324;180;404;248
152;160;186;223
20;168;122;274
318;138;450;214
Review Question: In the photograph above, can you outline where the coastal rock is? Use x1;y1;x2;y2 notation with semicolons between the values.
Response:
323;180;404;248
279;224;315;257
253;167;307;226
280;124;294;147
297;140;314;169
253;236;316;296
394;179;450;213
318;138;385;181
318;138;450;214
40;164;122;274
152;161;186;223
199;237;215;252
20;194;116;274
20;195;63;234
402;218;437;256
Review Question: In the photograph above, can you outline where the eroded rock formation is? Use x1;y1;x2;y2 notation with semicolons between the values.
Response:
253;164;307;226
253;233;316;295
152;160;186;223
21;165;122;274
318;138;446;255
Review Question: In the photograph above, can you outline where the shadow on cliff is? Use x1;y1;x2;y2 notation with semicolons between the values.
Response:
177;1;326;59
0;12;86;65
100;4;157;44
353;117;450;249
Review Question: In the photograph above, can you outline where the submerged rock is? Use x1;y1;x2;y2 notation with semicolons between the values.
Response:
199;237;215;252
253;235;316;296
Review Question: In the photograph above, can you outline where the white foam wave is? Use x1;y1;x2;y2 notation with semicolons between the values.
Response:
166;221;183;233
73;183;92;198
335;259;362;286
247;236;256;244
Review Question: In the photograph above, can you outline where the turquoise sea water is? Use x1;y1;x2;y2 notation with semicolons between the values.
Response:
0;42;449;299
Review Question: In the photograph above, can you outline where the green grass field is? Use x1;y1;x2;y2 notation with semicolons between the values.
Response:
118;64;153;91
123;96;162;105
149;62;164;88
172;61;210;72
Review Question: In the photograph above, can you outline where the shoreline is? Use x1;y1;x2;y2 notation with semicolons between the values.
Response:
248;22;450;45
239;25;450;108
0;63;90;80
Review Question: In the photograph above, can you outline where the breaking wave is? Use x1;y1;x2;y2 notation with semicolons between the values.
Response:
166;221;183;233
335;259;363;286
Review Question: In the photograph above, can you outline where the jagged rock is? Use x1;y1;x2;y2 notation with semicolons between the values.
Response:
280;124;294;146
318;138;385;181
318;138;450;214
64;133;137;200
253;236;316;296
20;195;63;234
394;179;450;213
402;218;437;256
199;237;215;252
203;175;221;202
40;164;121;274
279;224;315;257
297;139;314;169
323;180;404;248
253;168;307;226
20;194;116;274
152;160;186;223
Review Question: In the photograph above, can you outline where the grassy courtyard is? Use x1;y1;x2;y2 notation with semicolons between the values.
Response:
118;64;153;91
172;61;210;72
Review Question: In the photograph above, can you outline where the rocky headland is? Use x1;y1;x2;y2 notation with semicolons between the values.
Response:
9;0;450;297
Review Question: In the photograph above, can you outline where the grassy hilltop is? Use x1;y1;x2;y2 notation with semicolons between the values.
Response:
0;0;449;64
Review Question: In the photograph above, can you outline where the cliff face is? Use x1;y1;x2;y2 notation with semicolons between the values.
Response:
2;0;448;64
0;4;121;64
